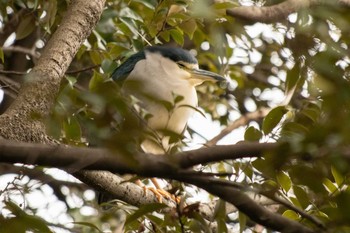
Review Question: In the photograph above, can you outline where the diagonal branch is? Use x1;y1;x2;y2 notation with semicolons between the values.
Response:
205;107;270;147
224;0;349;24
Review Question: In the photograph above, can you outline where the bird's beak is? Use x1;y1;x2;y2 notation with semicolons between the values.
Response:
190;68;226;83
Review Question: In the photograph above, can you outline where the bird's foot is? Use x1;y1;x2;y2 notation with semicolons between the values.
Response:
143;186;180;203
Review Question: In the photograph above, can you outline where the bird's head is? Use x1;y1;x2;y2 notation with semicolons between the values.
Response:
145;46;226;86
112;46;226;86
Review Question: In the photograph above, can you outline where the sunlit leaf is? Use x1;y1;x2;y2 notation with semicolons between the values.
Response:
331;166;344;186
170;29;184;46
323;178;338;194
276;171;292;192
125;203;167;225
282;210;299;220
262;106;288;135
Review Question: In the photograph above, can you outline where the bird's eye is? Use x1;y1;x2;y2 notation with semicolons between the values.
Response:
177;63;186;69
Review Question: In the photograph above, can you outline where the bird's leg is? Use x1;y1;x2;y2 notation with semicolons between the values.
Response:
136;178;179;203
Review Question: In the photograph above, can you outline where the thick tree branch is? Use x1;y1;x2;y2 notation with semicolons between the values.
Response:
227;0;314;23
0;139;276;173
225;0;349;23
0;139;318;232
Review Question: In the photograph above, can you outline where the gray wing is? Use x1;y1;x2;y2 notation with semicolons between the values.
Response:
111;50;146;84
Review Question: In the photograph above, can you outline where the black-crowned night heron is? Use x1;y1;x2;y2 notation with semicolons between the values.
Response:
108;46;225;202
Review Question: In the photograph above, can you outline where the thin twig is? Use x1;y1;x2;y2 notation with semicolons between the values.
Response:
66;63;101;74
205;107;270;146
0;70;27;75
2;46;40;59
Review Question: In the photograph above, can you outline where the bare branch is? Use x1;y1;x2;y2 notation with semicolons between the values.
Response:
226;0;315;23
2;46;40;59
225;0;349;23
206;107;270;147
0;70;27;76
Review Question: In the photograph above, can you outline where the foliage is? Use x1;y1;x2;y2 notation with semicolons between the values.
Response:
1;0;350;232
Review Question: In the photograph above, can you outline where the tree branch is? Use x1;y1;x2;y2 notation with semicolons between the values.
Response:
0;139;319;232
180;175;315;233
0;0;106;143
0;139;277;173
205;107;270;147
225;0;349;24
2;46;40;59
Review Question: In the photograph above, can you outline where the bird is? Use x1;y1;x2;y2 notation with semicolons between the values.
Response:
104;45;225;203
112;46;225;154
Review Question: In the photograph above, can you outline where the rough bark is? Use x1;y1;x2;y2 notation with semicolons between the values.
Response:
0;0;105;143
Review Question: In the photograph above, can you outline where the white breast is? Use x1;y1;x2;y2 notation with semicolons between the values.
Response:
122;53;198;154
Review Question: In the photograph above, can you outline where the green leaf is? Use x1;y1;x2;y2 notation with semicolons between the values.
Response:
5;202;53;233
285;65;300;95
282;210;299;220
45;0;57;29
293;185;310;209
244;126;262;141
331;166;344;186
101;59;118;74
323;178;338;194
160;30;171;42
16;14;36;40
262;106;288;135
242;164;253;179
0;48;4;63
159;100;174;111
174;94;184;104
125;203;167;225
181;19;197;39
170;29;184;46
89;50;103;65
65;76;77;87
276;171;292;192
132;0;156;10
300;103;321;123
238;211;247;233
214;200;227;233
281;122;309;137
89;70;104;91
63;116;82;141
